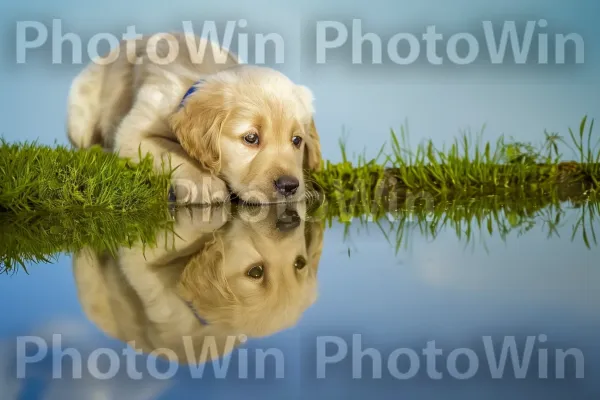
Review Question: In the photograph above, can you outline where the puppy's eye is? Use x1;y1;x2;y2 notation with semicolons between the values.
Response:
246;265;264;279
294;256;307;270
291;136;302;148
244;132;260;145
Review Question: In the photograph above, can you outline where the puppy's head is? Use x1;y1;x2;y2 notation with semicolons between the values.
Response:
177;203;324;338
169;65;322;204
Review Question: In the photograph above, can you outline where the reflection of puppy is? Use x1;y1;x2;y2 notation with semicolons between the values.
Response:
66;33;322;204
72;203;324;364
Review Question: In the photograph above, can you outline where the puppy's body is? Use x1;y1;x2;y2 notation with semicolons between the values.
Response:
67;33;321;204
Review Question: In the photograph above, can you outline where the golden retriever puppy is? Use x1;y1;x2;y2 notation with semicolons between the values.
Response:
72;202;324;364
66;32;322;204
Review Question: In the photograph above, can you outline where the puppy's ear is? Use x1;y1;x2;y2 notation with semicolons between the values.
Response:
305;220;325;275
295;85;322;172
179;234;235;302
305;118;322;171
169;87;227;175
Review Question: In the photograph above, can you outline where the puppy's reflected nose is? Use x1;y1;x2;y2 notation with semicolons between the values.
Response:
276;209;301;232
274;175;299;196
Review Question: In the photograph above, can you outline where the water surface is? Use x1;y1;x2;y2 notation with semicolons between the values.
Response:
1;200;599;399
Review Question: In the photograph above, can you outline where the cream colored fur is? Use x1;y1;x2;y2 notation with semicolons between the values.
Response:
66;32;322;204
72;203;324;364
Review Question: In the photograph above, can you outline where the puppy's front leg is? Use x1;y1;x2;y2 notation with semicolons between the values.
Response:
150;137;230;205
122;205;229;266
115;130;229;205
168;154;230;205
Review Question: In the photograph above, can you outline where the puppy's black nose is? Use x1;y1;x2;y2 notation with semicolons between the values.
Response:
274;175;299;196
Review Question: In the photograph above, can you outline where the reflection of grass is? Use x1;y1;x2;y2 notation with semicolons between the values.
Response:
571;196;599;249
312;188;599;255
0;209;174;272
2;190;598;273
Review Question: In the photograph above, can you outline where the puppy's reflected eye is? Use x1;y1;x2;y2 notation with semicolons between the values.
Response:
246;265;264;279
244;132;260;145
292;136;302;148
294;256;307;270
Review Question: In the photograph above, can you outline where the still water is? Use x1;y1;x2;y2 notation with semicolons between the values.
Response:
1;200;599;399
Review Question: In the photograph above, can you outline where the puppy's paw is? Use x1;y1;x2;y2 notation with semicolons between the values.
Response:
170;173;229;205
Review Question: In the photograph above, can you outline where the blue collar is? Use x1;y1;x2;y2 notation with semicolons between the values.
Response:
183;299;209;325
177;291;209;325
179;79;205;108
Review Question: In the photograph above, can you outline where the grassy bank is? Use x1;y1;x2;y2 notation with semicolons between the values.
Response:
0;141;174;271
312;116;600;209
1;117;598;214
0;140;171;214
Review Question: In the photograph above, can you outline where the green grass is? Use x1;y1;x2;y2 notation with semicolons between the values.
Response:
1;117;598;215
310;116;600;210
305;115;600;255
0;140;175;272
0;140;172;213
1;116;599;272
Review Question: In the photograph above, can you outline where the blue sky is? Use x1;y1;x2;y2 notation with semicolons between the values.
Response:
0;0;598;162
